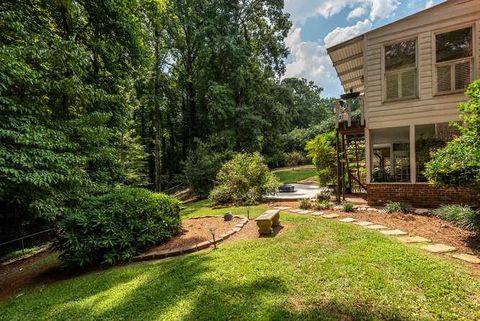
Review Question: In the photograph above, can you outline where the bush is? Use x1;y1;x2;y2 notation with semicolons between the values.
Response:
312;200;332;210
385;202;412;214
285;151;306;169
55;187;181;269
299;198;311;210
305;132;336;186
433;205;480;231
425;80;480;187
184;141;228;197
209;153;280;205
342;203;354;212
316;190;331;202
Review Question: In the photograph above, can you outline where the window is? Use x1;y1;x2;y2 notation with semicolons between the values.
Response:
384;40;417;101
435;27;473;94
371;127;411;183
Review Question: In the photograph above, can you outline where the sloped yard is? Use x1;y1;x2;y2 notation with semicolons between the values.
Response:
1;204;480;321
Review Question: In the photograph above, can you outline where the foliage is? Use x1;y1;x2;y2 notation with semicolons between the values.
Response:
385;202;412;214
299;199;311;210
209;153;280;205
433;205;480;231
342;203;354;213
425;80;480;186
0;0;147;241
183;140;230;197
312;200;332;210
55;187;181;268
316;191;332;202
305;132;337;186
284;151;306;169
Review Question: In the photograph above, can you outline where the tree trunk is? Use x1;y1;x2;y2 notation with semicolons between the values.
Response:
153;26;163;192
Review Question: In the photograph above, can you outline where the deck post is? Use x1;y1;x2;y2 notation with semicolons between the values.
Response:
409;125;416;183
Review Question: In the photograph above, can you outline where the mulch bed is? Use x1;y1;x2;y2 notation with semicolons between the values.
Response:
136;216;248;261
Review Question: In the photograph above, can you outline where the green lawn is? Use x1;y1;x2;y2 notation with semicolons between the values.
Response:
273;168;317;183
1;202;480;320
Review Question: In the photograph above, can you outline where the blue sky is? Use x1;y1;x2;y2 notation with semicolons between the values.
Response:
283;0;444;97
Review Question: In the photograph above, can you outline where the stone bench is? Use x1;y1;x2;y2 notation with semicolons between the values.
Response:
255;210;280;235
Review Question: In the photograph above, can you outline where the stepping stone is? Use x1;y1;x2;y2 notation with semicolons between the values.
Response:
339;218;356;223
298;210;313;214
365;224;388;230
311;211;324;216
422;244;457;253
398;236;431;243
290;209;303;213
273;206;291;210
451;254;480;264
354;221;373;226
381;229;408;236
414;208;430;215
322;214;340;219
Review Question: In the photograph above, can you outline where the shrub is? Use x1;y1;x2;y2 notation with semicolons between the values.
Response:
385;202;412;214
184;141;228;197
316;190;331;202
305;132;336;186
209;153;281;205
299;198;311;210
433;205;480;231
342;203;354;213
312;200;332;210
285;151;306;169
55;187;181;269
425;80;480;187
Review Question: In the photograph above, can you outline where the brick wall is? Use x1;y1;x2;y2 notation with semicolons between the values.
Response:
367;184;480;208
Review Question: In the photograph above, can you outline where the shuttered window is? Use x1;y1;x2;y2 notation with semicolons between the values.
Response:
435;27;473;94
384;39;417;101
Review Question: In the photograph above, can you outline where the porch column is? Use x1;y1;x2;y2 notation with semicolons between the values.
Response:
409;124;416;183
365;128;371;184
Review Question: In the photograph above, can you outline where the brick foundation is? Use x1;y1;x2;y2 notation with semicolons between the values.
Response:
367;184;480;208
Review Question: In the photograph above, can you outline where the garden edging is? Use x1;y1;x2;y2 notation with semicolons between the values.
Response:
133;216;249;262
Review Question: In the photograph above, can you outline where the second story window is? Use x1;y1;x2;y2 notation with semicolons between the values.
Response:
384;39;417;101
435;27;473;94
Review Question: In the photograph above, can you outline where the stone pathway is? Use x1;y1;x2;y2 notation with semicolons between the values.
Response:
422;244;457;253
381;229;408;236
279;207;480;266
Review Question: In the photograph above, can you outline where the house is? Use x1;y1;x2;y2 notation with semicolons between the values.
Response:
327;0;480;208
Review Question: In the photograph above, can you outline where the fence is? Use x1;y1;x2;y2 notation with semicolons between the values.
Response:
0;229;55;260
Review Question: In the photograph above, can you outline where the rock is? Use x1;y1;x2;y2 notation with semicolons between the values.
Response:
224;212;233;221
414;208;430;215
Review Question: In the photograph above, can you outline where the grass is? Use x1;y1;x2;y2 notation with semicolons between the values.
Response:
0;246;45;263
273;168;317;184
1;202;480;320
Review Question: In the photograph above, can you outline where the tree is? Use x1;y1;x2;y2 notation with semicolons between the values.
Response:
305;133;337;186
425;80;480;186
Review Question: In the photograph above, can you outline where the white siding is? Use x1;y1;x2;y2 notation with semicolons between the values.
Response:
364;0;480;129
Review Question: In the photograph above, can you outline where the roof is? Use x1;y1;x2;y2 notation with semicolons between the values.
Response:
327;35;364;93
326;0;453;94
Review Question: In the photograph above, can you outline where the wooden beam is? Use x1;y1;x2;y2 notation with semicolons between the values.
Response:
332;53;363;67
337;65;364;77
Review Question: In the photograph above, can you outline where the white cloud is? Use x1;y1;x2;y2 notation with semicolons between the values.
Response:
324;19;372;47
284;27;342;97
283;0;402;96
425;0;434;8
347;6;367;20
369;0;399;20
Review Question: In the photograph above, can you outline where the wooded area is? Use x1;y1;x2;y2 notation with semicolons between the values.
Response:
0;0;335;241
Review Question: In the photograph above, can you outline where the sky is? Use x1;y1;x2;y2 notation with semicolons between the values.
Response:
283;0;444;98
